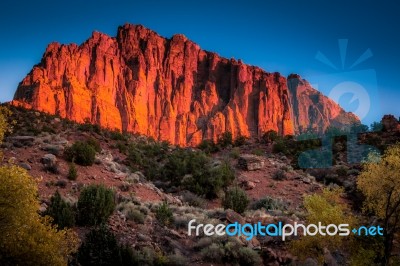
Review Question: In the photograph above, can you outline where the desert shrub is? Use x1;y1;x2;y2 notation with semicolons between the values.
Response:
109;130;129;141
273;169;287;180
126;209;145;224
67;162;78;181
272;139;288;153
131;247;168;266
65;141;96;166
198;139;220;154
166;254;188;266
229;147;241;159
181;191;206;208
77;184;115;226
251;148;264;156
163;149;235;198
55;180;67;188
201;243;225;263
116;201;147;224
370;121;383;132
222;187;249;214
77;226;136;266
182;160;235;199
41;124;56;134
335;166;348;176
45;191;75;229
200;237;262;265
119;182;131;192
115;141;128;154
0;106;11;143
237;247;263;266
324;126;347;137
77;118;101;134
234;135;247;147
156;202;174;226
127;140;169;179
252;196;288;211
217;132;233;148
44;162;60;174
261;130;279;143
86;137;101;152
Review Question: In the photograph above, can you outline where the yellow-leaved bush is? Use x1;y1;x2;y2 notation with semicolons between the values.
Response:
0;164;79;265
290;188;357;264
0;107;78;265
357;143;400;265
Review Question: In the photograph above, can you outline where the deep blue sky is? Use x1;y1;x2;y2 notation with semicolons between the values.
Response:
0;0;399;125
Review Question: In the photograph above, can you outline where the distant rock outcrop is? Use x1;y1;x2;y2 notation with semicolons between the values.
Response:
13;24;358;146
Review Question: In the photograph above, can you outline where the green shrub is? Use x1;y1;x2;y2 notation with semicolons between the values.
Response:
77;184;115;226
78;118;101;134
65;141;96;166
217;132;233;148
182;159;235;199
44;163;60;174
156;202;174;226
166;254;188;266
86;137;101;152
335;166;348;176
234;135;247;147
127;140;168;179
126;209;145;224
199;237;262;265
222;187;249;214
181;191;206;208
251;148;264;156
229;147;241;159
251;196;288;211
261;130;279;143
109;130;128;141
201;243;225;263
77;226;136;266
67;162;78;181
238;247;263;266
115;141;128;154
197;139;220;154
45;190;75;229
273;169;287;180
272;140;288;154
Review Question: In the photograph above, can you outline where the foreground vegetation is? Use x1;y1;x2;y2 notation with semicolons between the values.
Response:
2;105;400;265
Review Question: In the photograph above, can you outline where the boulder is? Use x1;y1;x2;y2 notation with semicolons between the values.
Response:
238;154;265;171
41;154;57;167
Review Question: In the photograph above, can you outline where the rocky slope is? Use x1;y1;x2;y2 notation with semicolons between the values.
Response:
13;24;358;146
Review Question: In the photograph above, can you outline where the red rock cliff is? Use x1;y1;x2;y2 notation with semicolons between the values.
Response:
13;24;358;146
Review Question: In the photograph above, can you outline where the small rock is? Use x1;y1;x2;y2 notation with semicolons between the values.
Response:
41;154;57;167
225;209;245;224
242;180;256;190
39;203;47;213
19;162;32;171
137;233;152;242
41;144;64;155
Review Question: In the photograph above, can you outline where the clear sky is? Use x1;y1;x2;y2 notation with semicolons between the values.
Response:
0;0;398;125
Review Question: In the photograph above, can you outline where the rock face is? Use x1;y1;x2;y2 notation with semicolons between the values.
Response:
13;24;358;146
382;115;400;132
